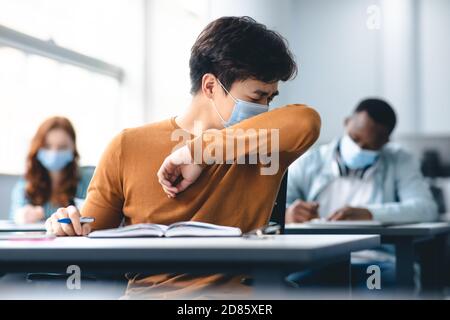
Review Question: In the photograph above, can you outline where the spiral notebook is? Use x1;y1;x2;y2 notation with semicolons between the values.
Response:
88;221;242;238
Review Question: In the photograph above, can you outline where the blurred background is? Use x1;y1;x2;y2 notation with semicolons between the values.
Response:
0;0;449;217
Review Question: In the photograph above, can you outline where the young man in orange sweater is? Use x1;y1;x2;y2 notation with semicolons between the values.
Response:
45;16;321;299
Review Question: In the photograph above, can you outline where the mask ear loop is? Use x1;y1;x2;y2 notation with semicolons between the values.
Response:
211;78;237;127
210;97;227;126
216;79;238;103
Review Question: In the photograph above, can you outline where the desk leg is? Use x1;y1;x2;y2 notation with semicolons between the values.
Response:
394;238;415;295
251;257;352;299
251;268;285;299
301;257;352;299
320;256;351;299
417;234;447;298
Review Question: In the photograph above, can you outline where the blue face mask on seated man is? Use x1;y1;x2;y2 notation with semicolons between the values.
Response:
339;134;380;170
212;79;269;127
37;149;74;172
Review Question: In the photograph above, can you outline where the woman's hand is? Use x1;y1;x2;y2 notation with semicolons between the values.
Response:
15;205;45;224
45;205;91;236
157;145;203;198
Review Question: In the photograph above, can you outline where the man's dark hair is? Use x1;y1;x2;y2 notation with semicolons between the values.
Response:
189;16;297;94
354;98;397;134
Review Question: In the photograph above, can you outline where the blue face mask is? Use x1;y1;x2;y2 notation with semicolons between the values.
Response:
37;149;74;172
212;80;269;127
339;134;379;169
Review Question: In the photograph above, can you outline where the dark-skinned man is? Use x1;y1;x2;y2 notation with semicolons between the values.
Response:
286;98;437;225
285;98;437;291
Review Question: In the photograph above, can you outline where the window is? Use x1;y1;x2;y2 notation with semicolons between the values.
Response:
0;0;144;174
145;0;209;121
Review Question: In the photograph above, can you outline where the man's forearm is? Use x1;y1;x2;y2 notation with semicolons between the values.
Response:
187;104;321;166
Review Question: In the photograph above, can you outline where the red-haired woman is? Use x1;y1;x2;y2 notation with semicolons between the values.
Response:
10;117;93;223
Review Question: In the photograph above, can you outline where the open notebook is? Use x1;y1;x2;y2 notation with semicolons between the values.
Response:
88;221;242;238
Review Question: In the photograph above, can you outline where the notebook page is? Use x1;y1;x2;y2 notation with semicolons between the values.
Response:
165;221;242;237
88;223;168;238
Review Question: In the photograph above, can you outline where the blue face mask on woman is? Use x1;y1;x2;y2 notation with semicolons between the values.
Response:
37;149;74;172
339;134;380;169
212;80;269;127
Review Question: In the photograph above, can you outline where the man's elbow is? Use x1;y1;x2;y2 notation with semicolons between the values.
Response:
287;105;321;151
425;200;439;222
414;198;439;222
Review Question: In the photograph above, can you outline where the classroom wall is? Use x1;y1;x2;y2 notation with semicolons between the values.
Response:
419;0;450;135
278;0;383;143
145;0;383;143
144;0;208;122
379;0;418;135
144;0;450;143
201;0;385;143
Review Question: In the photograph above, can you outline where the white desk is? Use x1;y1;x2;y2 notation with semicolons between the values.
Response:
286;222;450;237
0;234;379;265
0;220;46;232
0;235;380;296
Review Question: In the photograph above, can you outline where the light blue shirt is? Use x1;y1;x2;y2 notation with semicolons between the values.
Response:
9;166;94;220
287;139;438;224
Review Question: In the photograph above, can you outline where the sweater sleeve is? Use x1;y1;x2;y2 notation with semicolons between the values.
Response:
187;104;321;173
80;131;125;230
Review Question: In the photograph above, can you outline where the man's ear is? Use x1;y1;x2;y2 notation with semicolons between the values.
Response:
201;73;216;99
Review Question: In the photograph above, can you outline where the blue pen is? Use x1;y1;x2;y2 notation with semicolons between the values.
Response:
57;217;95;224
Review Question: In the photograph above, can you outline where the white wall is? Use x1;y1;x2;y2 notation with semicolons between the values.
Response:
0;0;146;174
144;0;209;122
208;0;390;142
144;0;450;142
145;0;385;143
283;0;383;143
380;0;418;134
419;0;450;135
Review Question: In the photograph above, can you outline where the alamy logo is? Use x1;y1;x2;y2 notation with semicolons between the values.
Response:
171;121;280;175
66;265;81;290
366;5;382;30
366;265;381;290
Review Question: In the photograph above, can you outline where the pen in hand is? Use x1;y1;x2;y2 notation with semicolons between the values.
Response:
57;217;95;224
